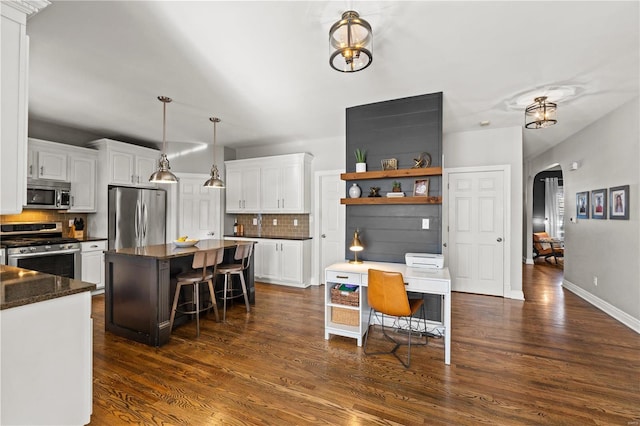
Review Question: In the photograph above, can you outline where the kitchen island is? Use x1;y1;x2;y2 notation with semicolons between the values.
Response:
0;265;95;425
104;239;255;346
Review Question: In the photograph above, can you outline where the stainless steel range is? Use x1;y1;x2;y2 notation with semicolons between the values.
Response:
0;222;81;278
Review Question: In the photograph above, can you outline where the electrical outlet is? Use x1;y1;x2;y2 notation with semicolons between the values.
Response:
273;219;277;226
68;219;74;227
253;218;258;225
294;219;298;226
593;276;598;286
422;218;430;229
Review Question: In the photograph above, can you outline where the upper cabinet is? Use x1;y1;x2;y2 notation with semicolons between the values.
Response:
87;138;159;187
27;138;99;213
1;4;29;214
225;153;313;214
28;140;68;181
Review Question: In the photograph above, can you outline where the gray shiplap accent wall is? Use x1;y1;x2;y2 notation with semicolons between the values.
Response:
345;92;443;263
345;93;443;322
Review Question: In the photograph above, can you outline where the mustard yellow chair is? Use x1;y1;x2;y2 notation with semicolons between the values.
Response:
363;269;428;368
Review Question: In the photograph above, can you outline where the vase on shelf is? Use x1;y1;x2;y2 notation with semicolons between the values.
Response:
349;183;362;198
355;162;367;173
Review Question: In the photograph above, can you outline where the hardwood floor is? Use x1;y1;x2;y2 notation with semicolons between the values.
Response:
90;264;640;425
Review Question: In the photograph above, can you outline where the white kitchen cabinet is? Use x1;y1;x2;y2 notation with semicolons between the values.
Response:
27;139;99;212
68;155;97;212
0;4;30;214
260;153;311;213
225;163;260;213
256;238;311;287
81;240;107;292
87;138;160;187
226;153;312;214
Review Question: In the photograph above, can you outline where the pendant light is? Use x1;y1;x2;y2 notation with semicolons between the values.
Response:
525;96;558;129
203;117;225;188
149;96;179;183
329;11;373;73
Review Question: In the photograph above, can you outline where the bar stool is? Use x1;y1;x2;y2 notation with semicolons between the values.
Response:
169;248;224;337
215;243;252;322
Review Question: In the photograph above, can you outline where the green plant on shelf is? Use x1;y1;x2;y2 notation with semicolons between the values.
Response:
354;148;366;163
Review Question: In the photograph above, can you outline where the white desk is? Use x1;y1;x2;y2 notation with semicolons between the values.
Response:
325;261;451;365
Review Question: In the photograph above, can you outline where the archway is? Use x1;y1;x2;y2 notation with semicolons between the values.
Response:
531;166;565;269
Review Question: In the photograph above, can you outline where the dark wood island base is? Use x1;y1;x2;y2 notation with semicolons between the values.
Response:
104;239;256;346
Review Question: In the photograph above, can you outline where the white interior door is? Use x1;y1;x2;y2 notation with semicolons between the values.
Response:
178;174;221;240
317;171;345;284
448;170;505;296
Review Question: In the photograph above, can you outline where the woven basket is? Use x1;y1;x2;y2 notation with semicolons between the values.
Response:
330;286;359;306
331;307;359;326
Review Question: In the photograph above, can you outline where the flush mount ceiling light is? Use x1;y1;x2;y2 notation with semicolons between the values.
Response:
525;96;558;129
203;117;225;189
149;96;179;183
329;10;373;73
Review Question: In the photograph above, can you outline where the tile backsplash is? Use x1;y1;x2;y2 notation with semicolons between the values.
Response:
235;214;309;238
1;211;89;238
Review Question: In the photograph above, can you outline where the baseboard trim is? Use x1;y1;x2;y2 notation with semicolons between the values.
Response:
507;289;525;300
563;279;640;334
524;257;534;265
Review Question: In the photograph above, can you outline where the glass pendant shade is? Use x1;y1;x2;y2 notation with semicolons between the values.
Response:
329;11;373;73
204;117;225;189
525;96;558;129
149;96;179;183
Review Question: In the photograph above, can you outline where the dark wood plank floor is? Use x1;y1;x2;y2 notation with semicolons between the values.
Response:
90;263;640;425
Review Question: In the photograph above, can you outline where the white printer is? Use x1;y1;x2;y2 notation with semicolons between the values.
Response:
405;253;444;269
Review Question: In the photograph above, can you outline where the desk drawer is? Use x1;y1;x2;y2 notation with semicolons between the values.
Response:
326;271;361;285
406;279;450;294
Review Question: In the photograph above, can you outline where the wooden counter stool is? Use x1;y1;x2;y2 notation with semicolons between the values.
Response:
215;244;252;322
169;248;224;337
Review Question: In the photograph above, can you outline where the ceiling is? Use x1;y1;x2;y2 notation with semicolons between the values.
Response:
25;1;639;160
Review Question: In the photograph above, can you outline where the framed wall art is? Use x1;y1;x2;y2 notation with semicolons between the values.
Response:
576;191;589;219
591;189;607;220
609;185;629;220
413;179;429;197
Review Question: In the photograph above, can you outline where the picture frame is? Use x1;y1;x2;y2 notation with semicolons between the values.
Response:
591;189;607;220
576;191;589;219
413;179;429;197
609;185;630;220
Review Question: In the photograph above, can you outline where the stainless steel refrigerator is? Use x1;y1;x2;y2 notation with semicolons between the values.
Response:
108;186;166;250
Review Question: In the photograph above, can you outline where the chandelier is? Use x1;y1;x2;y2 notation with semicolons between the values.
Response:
329;11;373;73
525;96;558;129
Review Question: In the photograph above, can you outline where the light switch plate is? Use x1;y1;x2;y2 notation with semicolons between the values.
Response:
273;219;277;226
422;218;430;229
294;219;298;226
253;218;258;225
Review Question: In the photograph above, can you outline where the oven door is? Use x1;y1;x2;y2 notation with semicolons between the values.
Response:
8;249;81;279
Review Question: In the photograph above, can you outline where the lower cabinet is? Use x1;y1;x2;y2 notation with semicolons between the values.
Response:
81;240;107;291
227;237;311;287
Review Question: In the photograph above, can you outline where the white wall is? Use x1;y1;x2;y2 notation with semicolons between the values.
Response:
525;98;639;329
443;126;524;298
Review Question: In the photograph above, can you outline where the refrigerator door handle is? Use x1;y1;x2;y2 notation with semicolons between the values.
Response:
134;199;140;244
142;202;148;239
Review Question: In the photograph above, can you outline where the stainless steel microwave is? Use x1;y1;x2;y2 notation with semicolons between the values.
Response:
24;179;71;210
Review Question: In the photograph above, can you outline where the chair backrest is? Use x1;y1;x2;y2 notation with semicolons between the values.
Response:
192;248;224;270
367;269;411;317
233;243;253;270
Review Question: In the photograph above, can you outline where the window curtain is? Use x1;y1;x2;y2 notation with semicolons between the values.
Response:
544;177;560;238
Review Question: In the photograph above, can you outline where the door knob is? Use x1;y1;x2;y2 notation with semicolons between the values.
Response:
321;234;326;238
497;237;503;242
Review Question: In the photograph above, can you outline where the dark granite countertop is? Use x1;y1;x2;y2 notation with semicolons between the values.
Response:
0;265;96;310
223;234;312;241
106;238;254;260
79;237;107;242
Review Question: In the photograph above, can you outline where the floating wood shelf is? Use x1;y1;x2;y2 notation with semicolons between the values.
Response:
341;196;442;205
340;167;442;181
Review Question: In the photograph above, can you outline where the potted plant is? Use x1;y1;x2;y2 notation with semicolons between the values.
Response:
392;181;402;192
354;148;367;172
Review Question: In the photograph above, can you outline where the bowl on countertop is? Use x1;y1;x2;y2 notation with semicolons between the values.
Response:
173;239;199;248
